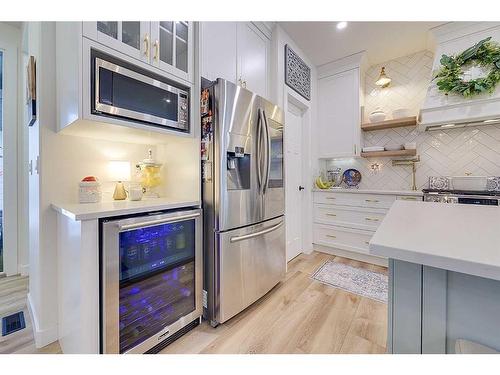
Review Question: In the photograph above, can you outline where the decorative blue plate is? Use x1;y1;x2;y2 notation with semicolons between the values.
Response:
342;169;362;187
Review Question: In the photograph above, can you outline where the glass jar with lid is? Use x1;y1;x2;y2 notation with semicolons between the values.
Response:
136;149;163;198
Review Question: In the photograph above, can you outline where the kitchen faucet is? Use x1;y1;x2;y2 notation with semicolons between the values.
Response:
392;156;420;191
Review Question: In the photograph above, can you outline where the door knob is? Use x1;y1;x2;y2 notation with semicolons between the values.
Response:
298;186;305;191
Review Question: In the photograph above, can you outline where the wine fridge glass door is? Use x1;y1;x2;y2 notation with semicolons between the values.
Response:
102;209;202;354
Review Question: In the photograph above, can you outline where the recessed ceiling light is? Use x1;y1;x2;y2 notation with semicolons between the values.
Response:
336;21;348;30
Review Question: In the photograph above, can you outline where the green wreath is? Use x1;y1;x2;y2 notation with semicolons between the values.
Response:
434;37;500;98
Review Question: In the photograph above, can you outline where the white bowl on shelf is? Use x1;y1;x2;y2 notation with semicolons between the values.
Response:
369;108;387;123
392;108;411;119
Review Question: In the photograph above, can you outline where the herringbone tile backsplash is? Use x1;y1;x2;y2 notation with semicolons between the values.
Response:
323;50;500;191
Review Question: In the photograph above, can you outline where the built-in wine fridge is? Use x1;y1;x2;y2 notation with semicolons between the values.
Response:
101;208;202;354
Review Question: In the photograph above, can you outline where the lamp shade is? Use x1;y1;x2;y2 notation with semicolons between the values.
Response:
108;161;131;182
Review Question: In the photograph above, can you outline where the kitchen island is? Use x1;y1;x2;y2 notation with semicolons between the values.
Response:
369;200;500;354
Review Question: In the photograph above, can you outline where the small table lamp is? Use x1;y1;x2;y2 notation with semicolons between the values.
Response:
108;161;131;200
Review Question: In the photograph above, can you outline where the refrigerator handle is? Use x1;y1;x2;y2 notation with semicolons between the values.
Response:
229;220;284;243
257;108;264;194
262;110;271;194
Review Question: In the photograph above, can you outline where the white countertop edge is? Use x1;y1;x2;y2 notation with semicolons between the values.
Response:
313;188;423;196
52;199;201;221
370;242;500;282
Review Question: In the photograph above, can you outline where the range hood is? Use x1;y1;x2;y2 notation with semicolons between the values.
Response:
419;22;500;131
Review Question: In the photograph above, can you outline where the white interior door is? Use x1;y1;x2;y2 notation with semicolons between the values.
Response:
285;102;304;262
0;23;19;276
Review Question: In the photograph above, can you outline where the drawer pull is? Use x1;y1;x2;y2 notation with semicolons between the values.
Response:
325;213;337;217
365;241;370;245
365;217;380;222
365;199;379;203
400;196;418;201
326;234;337;239
325;197;336;200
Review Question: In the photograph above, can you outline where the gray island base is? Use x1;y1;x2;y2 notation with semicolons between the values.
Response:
369;200;500;354
388;259;500;353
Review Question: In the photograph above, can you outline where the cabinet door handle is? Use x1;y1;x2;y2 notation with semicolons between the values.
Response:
144;33;150;58
365;241;370;245
238;76;247;88
326;234;336;239
354;144;357;155
153;39;159;61
365;199;379;203
365;217;379;222
325;213;337;217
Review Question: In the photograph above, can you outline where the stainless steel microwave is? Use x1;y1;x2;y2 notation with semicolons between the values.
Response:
91;51;189;132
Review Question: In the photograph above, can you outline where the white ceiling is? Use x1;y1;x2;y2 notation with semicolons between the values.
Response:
279;22;446;66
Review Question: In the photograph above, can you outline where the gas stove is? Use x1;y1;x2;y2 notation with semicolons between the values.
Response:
422;189;500;205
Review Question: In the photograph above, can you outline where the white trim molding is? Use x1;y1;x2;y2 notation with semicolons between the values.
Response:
27;292;59;349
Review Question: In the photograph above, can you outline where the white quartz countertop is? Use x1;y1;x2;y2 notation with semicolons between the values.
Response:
313;188;423;196
369;200;500;281
52;198;200;221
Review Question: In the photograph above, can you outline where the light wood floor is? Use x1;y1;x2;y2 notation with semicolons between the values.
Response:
0;275;61;354
160;251;388;354
0;252;387;354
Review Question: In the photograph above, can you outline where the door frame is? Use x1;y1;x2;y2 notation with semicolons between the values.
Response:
283;87;313;265
0;23;20;276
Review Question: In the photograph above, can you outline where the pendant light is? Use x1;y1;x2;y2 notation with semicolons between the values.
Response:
375;66;392;88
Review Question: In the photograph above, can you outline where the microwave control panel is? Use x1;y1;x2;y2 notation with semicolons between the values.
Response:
179;93;189;126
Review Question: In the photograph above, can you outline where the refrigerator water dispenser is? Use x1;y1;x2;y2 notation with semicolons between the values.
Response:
227;152;250;190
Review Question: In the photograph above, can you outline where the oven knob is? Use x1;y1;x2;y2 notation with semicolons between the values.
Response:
181;104;187;111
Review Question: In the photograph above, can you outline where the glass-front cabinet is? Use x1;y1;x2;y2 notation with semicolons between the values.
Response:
86;21;150;63
150;21;193;82
83;21;193;82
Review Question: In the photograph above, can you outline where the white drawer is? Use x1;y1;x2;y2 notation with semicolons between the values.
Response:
314;192;396;209
313;203;386;231
313;223;373;255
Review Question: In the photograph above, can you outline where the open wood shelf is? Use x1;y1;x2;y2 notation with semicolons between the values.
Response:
361;116;417;131
360;149;417;158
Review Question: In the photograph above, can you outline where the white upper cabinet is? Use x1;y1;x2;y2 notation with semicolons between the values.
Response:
201;22;238;83
83;21;193;83
237;23;269;99
150;21;193;83
317;68;361;158
83;22;150;63
201;22;270;99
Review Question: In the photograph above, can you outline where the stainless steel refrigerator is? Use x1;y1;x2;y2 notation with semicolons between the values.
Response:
201;78;285;326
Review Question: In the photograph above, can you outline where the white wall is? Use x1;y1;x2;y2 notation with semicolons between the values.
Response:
271;25;317;254
0;22;24;276
323;50;500;190
26;21;59;348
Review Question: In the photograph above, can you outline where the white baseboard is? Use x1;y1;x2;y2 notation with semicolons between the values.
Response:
27;292;58;348
313;244;388;267
19;263;29;276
